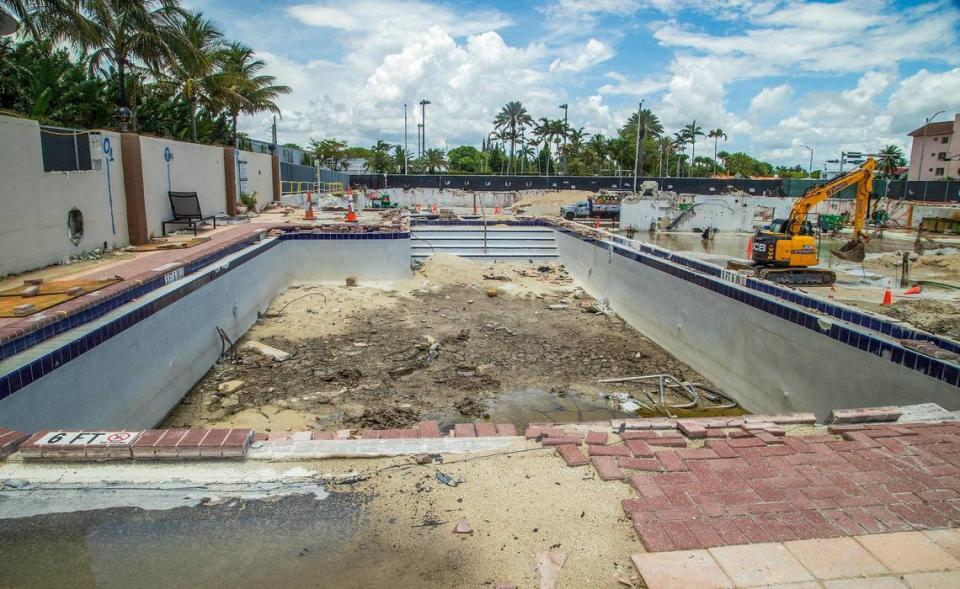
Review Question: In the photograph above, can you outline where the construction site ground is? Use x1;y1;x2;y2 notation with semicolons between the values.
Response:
164;254;715;434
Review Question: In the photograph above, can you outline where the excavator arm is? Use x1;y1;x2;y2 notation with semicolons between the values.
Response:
786;157;877;236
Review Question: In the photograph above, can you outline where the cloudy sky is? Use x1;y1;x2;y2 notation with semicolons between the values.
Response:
188;0;960;168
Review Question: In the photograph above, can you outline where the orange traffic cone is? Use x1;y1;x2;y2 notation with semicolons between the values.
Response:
415;203;422;212
882;286;892;306
904;284;921;295
594;216;600;229
430;203;438;213
345;203;358;223
304;191;315;221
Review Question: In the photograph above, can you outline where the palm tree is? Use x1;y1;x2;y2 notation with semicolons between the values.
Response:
657;136;676;177
493;101;533;174
219;42;290;147
683;121;704;177
586;134;608;174
162;11;225;142
56;0;187;110
423;147;447;174
707;128;727;175
877;144;906;178
622;108;663;176
673;130;689;176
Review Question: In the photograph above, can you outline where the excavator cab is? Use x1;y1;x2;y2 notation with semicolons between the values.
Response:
749;158;876;287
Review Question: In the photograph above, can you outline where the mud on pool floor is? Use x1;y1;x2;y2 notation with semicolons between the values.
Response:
164;256;712;433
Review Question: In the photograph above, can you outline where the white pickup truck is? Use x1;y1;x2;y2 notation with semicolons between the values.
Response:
560;198;621;220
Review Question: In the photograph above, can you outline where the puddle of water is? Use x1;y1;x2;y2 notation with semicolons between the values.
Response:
0;494;364;588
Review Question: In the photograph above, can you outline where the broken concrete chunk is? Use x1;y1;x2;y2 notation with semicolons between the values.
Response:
12;304;35;316
20;286;39;297
22;278;43;286
217;380;245;394
453;518;473;534
345;276;357;287
536;552;568;589
244;340;291;362
546;304;568;311
66;286;83;296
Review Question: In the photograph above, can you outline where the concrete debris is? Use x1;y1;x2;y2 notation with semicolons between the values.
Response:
546;304;568;311
217;380;245;394
483;273;512;281
453;518;473;534
12;304;35;316
243;340;291;362
345;276;358;287
485;287;499;297
536;552;568;589
20;285;39;297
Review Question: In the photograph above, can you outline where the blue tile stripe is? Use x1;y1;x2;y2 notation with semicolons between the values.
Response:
0;239;281;403
553;225;960;389
0;230;411;364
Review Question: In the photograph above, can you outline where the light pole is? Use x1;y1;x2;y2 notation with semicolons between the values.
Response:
403;104;408;175
633;99;644;192
799;144;813;177
559;103;568;175
419;99;431;156
417;123;423;158
918;111;944;200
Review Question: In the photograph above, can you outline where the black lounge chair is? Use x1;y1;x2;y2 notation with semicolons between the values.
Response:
163;191;217;236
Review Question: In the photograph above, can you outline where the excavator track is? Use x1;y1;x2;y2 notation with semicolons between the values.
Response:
757;267;837;287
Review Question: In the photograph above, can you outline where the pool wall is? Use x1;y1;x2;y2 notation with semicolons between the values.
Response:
0;235;411;430
556;229;960;418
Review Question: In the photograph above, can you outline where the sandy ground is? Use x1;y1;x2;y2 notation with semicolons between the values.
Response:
165;254;713;433
512;190;592;217
309;445;642;588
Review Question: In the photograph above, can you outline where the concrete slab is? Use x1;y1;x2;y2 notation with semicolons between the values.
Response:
246;436;520;459
631;549;734;589
903;571;960;588
709;543;814;587
784;537;889;579
856;532;960;574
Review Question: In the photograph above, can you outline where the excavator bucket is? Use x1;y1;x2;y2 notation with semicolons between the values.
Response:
831;239;866;263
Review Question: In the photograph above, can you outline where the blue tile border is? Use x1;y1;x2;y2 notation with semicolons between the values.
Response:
0;229;412;364
0;238;281;403
552;224;960;390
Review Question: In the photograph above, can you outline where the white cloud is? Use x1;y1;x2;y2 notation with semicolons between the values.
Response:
748;84;793;117
287;1;511;36
598;72;669;96
887;68;960;132
549;39;615;73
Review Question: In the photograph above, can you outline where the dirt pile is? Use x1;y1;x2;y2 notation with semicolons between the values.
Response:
865;248;960;275
881;299;960;340
512;190;592;217
165;256;707;432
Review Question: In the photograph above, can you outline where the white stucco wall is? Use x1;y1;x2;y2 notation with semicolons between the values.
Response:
0;115;128;276
239;150;273;210
139;136;227;238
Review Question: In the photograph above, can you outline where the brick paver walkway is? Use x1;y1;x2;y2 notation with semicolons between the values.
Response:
541;420;960;553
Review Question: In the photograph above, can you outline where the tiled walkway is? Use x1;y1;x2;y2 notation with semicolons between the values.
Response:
540;420;960;552
632;529;960;588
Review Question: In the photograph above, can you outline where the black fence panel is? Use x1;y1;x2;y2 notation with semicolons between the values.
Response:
40;126;92;172
280;161;317;184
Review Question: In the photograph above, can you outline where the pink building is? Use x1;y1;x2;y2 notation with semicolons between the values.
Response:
908;113;960;180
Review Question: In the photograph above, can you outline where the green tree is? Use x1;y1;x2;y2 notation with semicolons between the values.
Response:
656;136;676;177
58;0;188;110
365;139;394;173
422;147;448;173
877;144;906;178
621;107;662;176
682;121;704;176
447;145;482;173
707;128;727;175
493;100;533;174
162;11;225;142
219;42;289;147
309;138;348;169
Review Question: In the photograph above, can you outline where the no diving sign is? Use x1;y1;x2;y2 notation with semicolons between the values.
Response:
35;431;141;446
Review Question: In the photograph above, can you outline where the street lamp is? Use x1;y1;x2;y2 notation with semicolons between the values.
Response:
918;111;944;200
799;144;813;177
559;103;568;175
419;99;431;155
403;104;408;175
417;123;424;158
633;99;645;192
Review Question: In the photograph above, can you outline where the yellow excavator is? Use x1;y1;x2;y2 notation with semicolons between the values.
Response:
750;157;876;287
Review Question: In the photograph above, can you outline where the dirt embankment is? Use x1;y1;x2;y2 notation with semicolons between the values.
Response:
512;190;593;217
164;255;704;433
880;299;960;340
